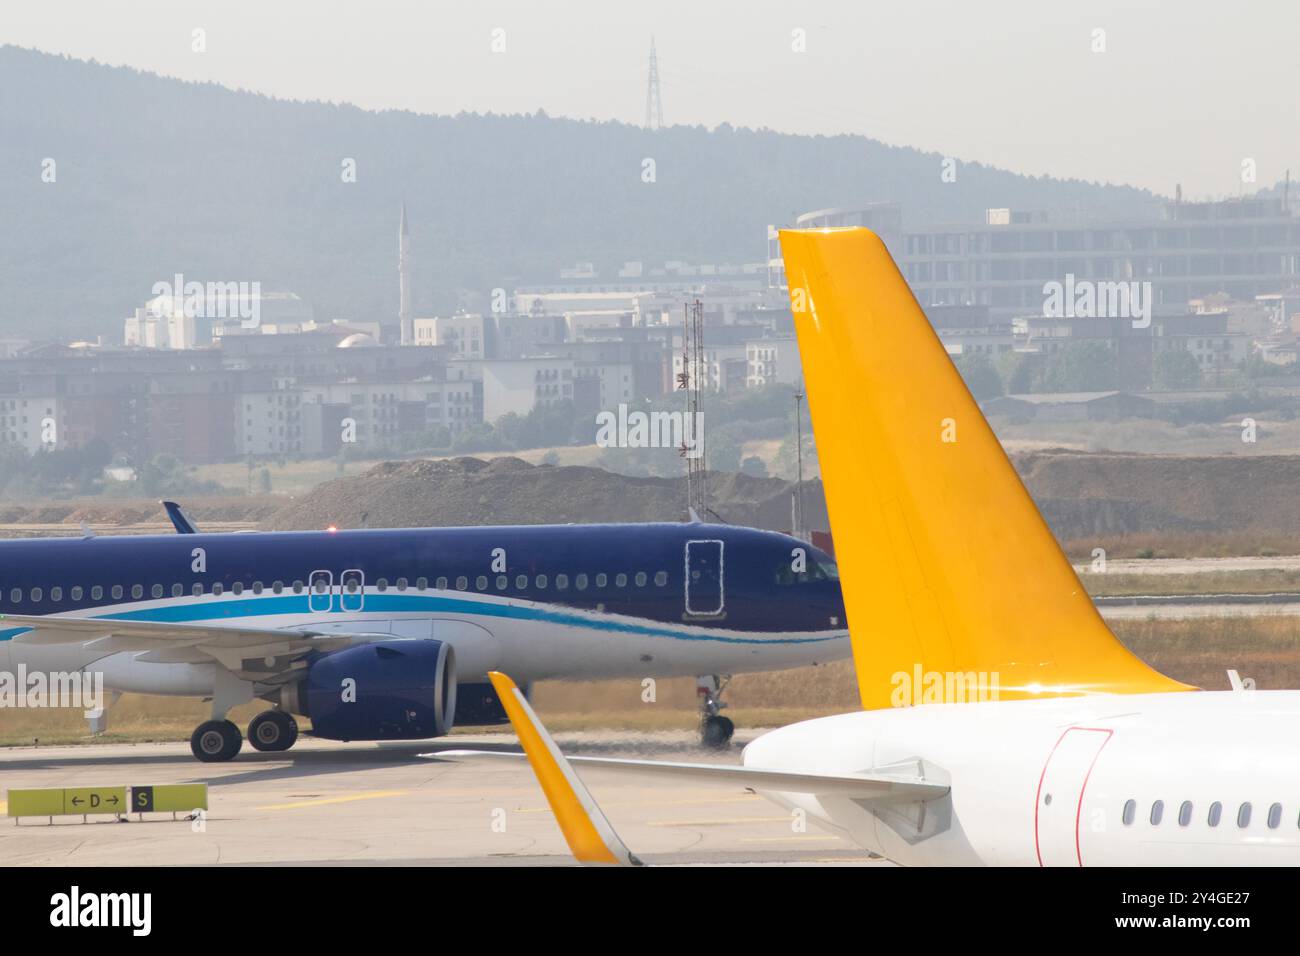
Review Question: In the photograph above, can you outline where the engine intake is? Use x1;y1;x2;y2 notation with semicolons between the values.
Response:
289;639;457;741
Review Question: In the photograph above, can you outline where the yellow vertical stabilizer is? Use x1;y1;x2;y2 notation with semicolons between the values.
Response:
779;228;1192;709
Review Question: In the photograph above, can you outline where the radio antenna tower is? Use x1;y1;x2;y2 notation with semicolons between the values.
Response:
645;37;664;130
679;300;707;517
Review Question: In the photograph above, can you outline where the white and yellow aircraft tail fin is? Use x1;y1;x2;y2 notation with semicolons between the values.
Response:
779;228;1193;710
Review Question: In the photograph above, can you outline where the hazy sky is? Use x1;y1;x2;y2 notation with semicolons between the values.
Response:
5;0;1296;197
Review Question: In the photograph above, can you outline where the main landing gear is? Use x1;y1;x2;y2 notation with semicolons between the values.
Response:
189;710;299;762
191;719;243;762
697;674;735;749
247;710;299;752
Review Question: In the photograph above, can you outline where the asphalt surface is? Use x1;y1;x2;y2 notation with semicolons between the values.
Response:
0;732;879;867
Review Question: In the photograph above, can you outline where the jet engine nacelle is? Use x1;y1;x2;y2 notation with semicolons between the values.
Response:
285;639;457;741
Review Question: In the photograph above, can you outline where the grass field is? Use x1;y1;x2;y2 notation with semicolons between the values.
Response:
3;616;1298;747
1081;569;1300;597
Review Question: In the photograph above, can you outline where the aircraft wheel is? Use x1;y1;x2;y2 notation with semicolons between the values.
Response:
248;711;299;752
701;715;735;750
191;719;243;762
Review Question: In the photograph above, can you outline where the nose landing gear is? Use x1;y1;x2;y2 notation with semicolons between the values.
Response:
697;674;734;749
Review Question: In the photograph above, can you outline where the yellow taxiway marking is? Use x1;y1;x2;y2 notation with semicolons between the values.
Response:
0;801;6;815
257;790;410;810
647;817;793;827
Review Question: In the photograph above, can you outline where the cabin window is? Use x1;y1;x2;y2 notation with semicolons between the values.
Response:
515;574;528;590
635;572;647;587
576;573;588;590
456;576;467;590
293;581;304;594
30;587;42;603
416;577;427;591
1208;802;1222;827
112;585;123;600
397;578;408;591
1237;803;1252;828
1149;800;1164;825
596;573;607;588
51;587;63;602
496;575;508;590
71;586;83;601
1178;801;1193;826
556;574;569;590
1121;799;1136;825
376;579;388;592
92;585;103;600
476;576;488;591
232;582;244;596
1268;803;1283;829
193;583;204;596
152;584;164;599
536;575;548;590
213;583;224;597
436;577;448;590
273;581;284;594
173;583;184;597
615;573;628;588
252;582;264;595
655;571;668;586
9;588;19;603
131;585;143;599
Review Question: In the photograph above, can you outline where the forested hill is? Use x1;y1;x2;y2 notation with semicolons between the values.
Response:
0;45;1161;337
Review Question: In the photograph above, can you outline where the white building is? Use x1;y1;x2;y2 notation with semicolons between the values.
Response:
745;337;803;387
482;357;575;423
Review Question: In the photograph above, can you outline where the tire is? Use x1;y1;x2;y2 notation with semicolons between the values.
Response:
191;719;243;762
247;711;299;752
701;715;735;750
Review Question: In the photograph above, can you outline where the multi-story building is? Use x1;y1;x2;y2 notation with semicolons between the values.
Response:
781;198;1300;323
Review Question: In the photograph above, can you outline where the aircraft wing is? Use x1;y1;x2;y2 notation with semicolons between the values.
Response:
437;750;947;801
0;613;361;679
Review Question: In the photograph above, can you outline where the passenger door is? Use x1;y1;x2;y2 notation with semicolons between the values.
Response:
1035;727;1112;866
684;539;725;617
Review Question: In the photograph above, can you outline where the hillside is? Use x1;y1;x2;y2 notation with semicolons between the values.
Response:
0;45;1161;338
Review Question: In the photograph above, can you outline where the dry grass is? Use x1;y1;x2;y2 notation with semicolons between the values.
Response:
4;619;1297;746
1082;569;1300;597
1063;532;1300;561
1110;616;1300;691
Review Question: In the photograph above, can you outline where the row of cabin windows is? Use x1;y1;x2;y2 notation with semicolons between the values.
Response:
6;571;672;605
1122;798;1292;830
361;571;670;593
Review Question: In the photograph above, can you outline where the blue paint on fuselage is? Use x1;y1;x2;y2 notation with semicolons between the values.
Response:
0;523;846;642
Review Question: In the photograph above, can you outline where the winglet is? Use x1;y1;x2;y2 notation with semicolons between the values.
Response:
161;500;199;534
486;671;641;866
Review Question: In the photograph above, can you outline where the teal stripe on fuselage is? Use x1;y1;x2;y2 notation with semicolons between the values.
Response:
0;591;843;647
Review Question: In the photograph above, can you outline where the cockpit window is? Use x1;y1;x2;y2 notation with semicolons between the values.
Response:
775;556;839;585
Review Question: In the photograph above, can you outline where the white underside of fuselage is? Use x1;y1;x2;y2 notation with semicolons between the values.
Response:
742;690;1300;866
0;589;850;697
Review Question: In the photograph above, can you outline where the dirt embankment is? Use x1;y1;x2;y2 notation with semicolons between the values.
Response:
260;456;829;531
1013;450;1300;540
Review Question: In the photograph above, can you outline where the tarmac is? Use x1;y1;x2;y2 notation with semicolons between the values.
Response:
0;731;880;867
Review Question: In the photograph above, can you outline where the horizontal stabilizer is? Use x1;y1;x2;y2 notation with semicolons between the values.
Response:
435;750;948;801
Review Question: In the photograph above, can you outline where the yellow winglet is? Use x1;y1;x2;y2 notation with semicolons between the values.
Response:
779;228;1194;709
487;672;640;866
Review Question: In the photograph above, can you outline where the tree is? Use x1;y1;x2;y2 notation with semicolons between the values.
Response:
1040;341;1119;392
740;455;768;477
1152;349;1202;390
955;353;1004;400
